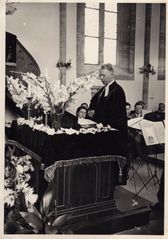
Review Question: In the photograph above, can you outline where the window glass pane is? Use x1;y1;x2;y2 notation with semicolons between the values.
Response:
105;3;117;12
84;37;99;64
105;12;117;39
104;39;116;65
85;8;99;37
86;3;99;9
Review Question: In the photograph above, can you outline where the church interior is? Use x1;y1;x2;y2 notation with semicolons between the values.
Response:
4;2;165;235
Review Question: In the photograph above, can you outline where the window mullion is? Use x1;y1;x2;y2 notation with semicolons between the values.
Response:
85;35;99;39
99;3;104;65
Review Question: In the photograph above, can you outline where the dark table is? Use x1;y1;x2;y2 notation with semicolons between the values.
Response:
7;121;131;230
10;120;128;168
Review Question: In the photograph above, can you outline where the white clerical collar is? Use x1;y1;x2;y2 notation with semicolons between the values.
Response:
104;80;115;97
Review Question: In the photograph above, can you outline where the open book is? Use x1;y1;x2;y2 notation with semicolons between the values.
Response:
78;118;97;128
127;117;143;130
140;120;165;146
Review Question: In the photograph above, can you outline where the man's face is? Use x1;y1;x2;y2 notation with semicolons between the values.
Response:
99;69;113;86
126;105;131;116
158;103;165;112
135;104;142;115
78;109;87;119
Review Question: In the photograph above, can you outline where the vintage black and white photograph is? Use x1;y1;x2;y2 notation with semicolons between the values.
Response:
4;1;166;235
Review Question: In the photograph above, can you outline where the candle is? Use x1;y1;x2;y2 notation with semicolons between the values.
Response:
28;77;31;97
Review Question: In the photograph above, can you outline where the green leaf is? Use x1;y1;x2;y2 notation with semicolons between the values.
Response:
52;214;71;227
19;212;43;232
40;184;54;216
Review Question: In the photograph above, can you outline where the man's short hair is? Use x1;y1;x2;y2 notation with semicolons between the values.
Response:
158;103;165;111
100;63;114;73
158;102;165;107
126;102;131;107
134;101;143;108
136;101;145;108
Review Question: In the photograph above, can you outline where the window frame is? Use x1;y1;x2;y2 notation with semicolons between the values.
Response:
103;6;118;65
77;3;135;80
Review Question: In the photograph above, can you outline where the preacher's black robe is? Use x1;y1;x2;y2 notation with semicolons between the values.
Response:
89;81;128;139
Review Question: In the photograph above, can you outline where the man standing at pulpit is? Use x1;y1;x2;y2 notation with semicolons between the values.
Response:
88;63;127;139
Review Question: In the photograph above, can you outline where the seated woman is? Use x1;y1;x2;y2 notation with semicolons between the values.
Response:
80;102;89;110
73;106;87;129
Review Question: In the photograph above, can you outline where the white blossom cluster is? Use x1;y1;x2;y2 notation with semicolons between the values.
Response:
4;154;37;207
7;76;29;109
6;71;97;114
17;118;115;136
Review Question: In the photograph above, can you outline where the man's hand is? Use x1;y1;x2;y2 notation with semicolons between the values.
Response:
87;110;95;118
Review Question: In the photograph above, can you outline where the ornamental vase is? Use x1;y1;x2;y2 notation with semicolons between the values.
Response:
50;112;63;131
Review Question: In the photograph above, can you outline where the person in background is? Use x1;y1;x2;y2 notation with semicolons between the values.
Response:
126;102;131;120
73;106;87;129
87;63;127;139
80;103;89;110
136;101;145;109
130;101;143;118
129;101;144;160
144;103;165;213
76;106;87;119
144;102;165;122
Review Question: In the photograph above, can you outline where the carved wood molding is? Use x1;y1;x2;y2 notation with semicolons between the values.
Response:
16;39;41;76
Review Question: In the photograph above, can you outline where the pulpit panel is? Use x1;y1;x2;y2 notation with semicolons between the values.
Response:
50;157;125;221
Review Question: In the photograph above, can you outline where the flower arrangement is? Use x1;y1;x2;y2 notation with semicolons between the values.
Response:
18;186;72;234
16;117;114;135
4;151;72;234
5;176;72;234
4;154;37;208
139;64;156;76
6;70;97;130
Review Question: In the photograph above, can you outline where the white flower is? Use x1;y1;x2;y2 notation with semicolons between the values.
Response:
7;69;94;116
25;155;32;160
25;193;38;205
28;120;34;128
16;181;30;192
16;165;24;174
4;188;15;207
45;128;55;135
17;118;25;125
24;174;31;182
33;124;44;131
96;123;104;129
27;72;37;80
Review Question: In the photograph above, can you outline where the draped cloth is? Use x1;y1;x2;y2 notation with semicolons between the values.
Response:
44;155;127;182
